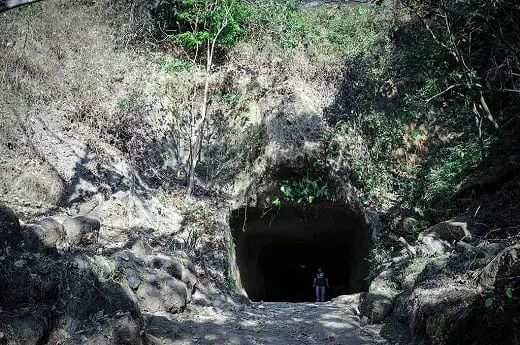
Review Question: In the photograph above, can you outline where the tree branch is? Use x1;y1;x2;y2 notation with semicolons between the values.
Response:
425;84;462;103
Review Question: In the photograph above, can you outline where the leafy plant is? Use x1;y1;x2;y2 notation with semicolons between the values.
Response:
156;56;195;72
216;91;242;108
274;177;329;206
247;0;388;56
155;0;250;55
17;2;43;16
423;139;490;205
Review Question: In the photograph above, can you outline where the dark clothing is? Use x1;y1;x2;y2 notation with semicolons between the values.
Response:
316;286;325;302
315;272;327;287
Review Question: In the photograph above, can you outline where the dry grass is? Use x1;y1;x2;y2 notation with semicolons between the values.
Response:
0;0;166;209
0;162;63;209
0;0;369;204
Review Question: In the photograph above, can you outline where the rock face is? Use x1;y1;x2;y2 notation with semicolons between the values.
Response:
385;224;520;344
63;216;100;246
415;216;477;256
136;272;188;313
0;309;53;345
114;248;197;316
394;286;479;345
478;244;520;289
424;216;474;242
20;225;49;253
0;205;198;345
418;233;450;255
0;204;21;248
359;268;399;323
112;317;145;345
364;207;382;242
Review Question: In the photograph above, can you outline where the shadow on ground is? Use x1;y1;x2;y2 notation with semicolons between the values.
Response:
146;300;383;345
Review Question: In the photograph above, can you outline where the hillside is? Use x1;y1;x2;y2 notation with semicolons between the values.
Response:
0;0;519;344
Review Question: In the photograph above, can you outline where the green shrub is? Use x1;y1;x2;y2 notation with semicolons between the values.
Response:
247;0;389;56
273;177;329;206
153;55;195;72
16;2;43;16
154;0;250;53
423;139;491;201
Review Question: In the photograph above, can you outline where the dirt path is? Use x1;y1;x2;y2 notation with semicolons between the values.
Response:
148;295;408;345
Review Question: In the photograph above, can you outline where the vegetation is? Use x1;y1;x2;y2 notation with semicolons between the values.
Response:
154;0;250;55
1;0;519;342
145;0;520;231
223;239;238;291
247;0;387;55
153;0;251;194
2;0;517;230
273;177;329;206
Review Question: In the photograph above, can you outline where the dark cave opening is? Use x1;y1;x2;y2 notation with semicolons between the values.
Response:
230;206;371;302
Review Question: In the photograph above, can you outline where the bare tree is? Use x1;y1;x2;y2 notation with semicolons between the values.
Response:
160;0;245;195
185;2;234;195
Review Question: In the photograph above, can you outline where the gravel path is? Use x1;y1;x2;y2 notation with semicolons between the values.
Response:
148;295;408;345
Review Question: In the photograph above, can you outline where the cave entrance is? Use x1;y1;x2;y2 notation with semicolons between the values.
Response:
230;206;371;302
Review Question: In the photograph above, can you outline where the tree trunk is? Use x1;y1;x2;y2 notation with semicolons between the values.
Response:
186;46;212;196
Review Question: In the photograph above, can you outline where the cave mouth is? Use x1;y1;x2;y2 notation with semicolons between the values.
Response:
231;205;371;302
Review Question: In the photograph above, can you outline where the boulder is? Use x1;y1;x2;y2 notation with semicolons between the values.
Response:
135;272;188;314
20;218;66;253
0;309;52;345
360;292;395;324
393;286;479;344
112;316;144;345
129;239;153;260
476;242;507;261
126;267;141;290
478;244;520;289
162;278;189;313
36;217;66;247
418;234;451;255
147;254;197;295
0;204;21;248
422;216;473;243
359;269;398;323
63;216;100;246
92;255;114;279
20;225;47;253
135;280;163;313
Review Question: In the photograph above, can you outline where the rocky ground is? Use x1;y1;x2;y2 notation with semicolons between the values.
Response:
0;198;415;345
0;198;218;345
155;295;410;345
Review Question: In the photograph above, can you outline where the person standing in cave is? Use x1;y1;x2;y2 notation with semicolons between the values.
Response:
313;267;329;302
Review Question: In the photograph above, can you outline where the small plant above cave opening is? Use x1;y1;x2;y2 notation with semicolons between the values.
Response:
272;177;330;206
